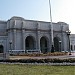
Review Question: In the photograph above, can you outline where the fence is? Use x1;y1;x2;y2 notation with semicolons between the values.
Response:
9;49;41;54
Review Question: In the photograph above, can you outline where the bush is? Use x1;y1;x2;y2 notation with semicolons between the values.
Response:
0;58;75;63
12;52;68;57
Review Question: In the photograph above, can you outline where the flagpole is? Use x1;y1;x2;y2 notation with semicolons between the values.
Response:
49;0;54;52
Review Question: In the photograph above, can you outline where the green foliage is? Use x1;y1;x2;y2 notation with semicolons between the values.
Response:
12;52;68;57
0;58;75;63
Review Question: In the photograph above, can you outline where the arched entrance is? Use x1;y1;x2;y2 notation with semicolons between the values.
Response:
25;36;35;50
40;37;48;53
0;45;4;53
54;37;60;52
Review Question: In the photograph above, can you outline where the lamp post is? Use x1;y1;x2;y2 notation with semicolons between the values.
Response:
59;41;61;52
9;40;12;55
66;30;71;55
49;0;54;52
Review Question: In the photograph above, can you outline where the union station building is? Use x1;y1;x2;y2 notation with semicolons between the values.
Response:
0;16;71;57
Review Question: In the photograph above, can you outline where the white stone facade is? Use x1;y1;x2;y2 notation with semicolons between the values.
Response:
0;16;70;56
70;34;75;51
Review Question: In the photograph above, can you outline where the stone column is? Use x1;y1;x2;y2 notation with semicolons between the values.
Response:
22;29;25;53
36;31;41;53
36;23;38;50
61;24;64;51
36;22;41;53
36;28;38;50
38;36;41;53
14;29;16;50
13;20;17;50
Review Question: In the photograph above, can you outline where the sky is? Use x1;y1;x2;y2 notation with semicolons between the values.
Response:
0;0;75;34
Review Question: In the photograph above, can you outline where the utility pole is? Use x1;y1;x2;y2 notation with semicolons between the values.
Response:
49;0;54;52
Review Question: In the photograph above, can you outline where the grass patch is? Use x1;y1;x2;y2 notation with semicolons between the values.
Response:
0;64;74;75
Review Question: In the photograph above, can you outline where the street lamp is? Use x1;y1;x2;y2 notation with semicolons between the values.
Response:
49;0;54;52
9;40;12;55
59;41;61;52
66;30;71;55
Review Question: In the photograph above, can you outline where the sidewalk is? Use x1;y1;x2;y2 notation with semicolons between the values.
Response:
71;52;75;56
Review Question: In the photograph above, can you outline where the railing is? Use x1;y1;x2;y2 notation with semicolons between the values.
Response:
26;50;41;54
9;49;41;54
9;50;24;54
0;53;4;57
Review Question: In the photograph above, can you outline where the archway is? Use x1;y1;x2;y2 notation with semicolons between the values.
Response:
0;45;4;53
40;37;48;53
25;36;35;50
54;37;60;52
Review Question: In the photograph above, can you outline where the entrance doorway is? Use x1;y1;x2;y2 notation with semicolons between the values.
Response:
54;37;60;52
40;37;48;53
25;36;35;50
0;45;4;53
